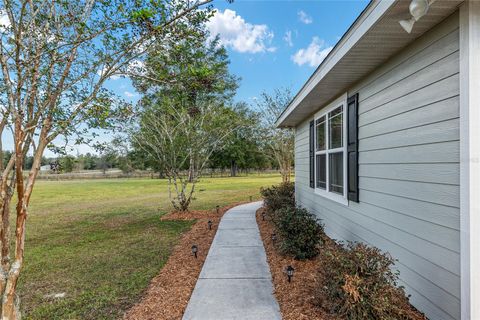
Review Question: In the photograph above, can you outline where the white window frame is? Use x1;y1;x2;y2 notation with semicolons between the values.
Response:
313;93;348;206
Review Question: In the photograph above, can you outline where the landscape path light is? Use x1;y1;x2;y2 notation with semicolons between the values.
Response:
262;211;266;221
216;205;220;214
208;220;212;230
286;265;294;283
191;245;198;259
271;233;276;245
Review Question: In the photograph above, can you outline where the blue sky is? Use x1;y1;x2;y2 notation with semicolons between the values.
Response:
207;0;369;104
110;0;369;103
42;0;370;156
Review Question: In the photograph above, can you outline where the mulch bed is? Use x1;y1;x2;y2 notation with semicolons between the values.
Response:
256;207;426;320
123;202;248;320
256;207;335;320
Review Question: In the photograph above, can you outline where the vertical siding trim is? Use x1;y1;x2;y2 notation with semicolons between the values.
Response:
459;2;480;320
309;120;315;188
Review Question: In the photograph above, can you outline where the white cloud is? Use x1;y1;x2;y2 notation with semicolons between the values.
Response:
292;37;333;67
0;11;10;32
206;9;275;54
97;59;145;80
127;59;145;74
283;30;293;47
298;10;313;24
124;91;137;98
97;67;121;80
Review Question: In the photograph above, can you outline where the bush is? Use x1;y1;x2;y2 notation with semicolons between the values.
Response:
260;182;295;214
318;242;423;320
273;206;324;260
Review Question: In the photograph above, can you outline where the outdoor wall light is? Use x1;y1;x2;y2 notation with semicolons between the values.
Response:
399;0;431;33
271;233;276;244
191;245;198;258
286;265;294;283
208;220;212;230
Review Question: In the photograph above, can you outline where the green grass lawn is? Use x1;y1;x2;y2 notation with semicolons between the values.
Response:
19;174;282;319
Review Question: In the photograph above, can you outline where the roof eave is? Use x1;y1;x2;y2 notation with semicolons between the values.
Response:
276;0;395;128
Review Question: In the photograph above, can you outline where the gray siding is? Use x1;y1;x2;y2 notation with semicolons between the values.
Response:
295;13;460;320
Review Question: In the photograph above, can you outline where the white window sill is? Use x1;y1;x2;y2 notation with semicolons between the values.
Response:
314;188;349;206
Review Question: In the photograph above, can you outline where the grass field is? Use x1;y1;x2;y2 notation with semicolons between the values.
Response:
19;174;282;319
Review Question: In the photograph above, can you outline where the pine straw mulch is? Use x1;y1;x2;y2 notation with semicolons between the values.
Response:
256;207;426;320
123;202;249;320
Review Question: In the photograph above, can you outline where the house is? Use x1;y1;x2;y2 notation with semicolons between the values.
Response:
40;164;51;172
276;1;479;319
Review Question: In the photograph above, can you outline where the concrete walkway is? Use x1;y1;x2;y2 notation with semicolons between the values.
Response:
183;201;282;320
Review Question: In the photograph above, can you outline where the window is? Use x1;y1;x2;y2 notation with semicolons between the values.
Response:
314;94;348;204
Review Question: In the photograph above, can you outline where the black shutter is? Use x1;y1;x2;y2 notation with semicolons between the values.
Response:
309;119;314;188
347;93;359;202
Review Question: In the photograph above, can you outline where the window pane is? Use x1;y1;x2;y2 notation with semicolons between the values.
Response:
329;106;343;149
329;152;343;195
316;116;325;151
316;154;326;189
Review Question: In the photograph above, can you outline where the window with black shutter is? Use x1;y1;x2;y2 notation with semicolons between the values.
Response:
310;93;354;205
347;93;359;202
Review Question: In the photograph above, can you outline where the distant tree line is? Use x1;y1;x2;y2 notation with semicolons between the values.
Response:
5;124;282;175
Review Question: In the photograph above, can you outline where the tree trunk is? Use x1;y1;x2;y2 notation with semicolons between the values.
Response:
280;155;291;183
188;156;194;183
0;129;48;319
230;160;237;177
0;194;11;270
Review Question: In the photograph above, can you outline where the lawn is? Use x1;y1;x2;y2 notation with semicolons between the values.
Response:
19;174;283;319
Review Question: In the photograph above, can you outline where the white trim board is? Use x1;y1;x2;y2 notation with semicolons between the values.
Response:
459;1;480;319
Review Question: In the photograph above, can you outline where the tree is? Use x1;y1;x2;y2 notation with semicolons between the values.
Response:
60;156;76;173
0;0;213;317
81;153;98;170
257;88;295;183
130;28;239;211
133;101;238;211
108;137;136;174
209;103;268;175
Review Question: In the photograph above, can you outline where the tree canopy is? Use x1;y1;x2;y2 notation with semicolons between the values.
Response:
0;0;215;317
129;21;241;211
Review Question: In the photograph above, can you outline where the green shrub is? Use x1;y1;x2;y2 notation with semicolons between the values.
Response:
318;242;423;320
260;182;295;214
273;206;324;260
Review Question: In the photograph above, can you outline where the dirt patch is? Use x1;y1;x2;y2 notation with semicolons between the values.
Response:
123;202;247;320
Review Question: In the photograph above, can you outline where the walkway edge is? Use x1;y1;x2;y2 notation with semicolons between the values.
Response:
182;201;282;320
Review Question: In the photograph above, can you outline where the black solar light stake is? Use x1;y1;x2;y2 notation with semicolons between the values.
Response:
191;245;198;259
262;211;266;221
216;205;220;214
286;265;294;283
208;220;213;230
249;195;253;201
271;233;276;244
